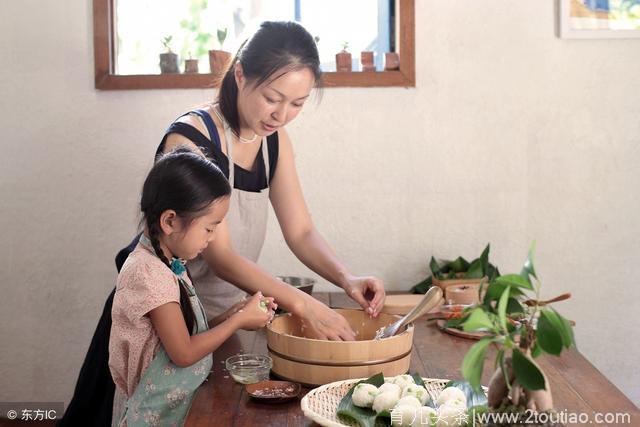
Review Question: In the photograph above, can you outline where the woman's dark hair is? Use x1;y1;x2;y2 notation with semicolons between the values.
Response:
141;147;231;334
218;21;322;134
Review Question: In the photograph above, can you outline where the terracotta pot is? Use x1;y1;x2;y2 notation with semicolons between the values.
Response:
159;52;179;74
208;50;231;75
384;52;400;70
184;59;199;73
335;51;352;72
360;51;375;72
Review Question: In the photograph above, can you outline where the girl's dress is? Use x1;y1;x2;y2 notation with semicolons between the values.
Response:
109;235;212;426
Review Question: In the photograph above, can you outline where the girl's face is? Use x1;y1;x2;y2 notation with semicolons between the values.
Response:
166;197;230;260
236;66;315;137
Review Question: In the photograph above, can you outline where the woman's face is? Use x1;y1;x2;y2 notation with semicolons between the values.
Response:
236;66;315;137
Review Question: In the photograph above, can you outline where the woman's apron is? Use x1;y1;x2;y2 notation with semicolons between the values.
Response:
116;264;213;426
187;108;271;321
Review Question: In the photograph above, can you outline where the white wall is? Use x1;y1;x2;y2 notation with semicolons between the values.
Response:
1;0;638;409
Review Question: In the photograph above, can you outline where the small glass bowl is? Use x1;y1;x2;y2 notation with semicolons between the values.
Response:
225;354;272;384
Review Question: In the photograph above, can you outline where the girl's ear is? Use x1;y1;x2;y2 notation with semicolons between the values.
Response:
234;62;245;90
159;210;179;235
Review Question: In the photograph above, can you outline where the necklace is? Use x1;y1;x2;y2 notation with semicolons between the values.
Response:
211;104;258;144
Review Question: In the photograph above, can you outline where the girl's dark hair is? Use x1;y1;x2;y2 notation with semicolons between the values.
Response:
141;147;231;334
218;21;322;134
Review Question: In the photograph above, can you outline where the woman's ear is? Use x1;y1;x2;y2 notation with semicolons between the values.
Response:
159;210;179;235
234;62;245;90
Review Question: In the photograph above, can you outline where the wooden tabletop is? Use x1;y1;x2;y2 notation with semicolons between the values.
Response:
185;292;639;426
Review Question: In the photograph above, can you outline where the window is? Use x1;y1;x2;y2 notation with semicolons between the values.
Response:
93;0;415;89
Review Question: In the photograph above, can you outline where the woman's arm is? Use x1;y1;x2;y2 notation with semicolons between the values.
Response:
149;292;272;368
268;128;386;316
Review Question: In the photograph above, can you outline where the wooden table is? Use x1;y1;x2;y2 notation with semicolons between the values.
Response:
186;293;639;426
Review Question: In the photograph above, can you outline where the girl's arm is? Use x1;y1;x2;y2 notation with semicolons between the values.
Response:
149;292;271;368
268;128;386;316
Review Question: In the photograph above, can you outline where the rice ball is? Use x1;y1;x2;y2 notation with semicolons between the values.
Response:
416;406;437;426
436;402;468;427
401;384;429;405
396;396;422;409
372;391;400;414
436;387;467;407
390;374;416;390
390;404;418;426
378;382;402;399
352;383;379;408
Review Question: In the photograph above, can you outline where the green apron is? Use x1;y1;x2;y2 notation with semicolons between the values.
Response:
118;242;213;426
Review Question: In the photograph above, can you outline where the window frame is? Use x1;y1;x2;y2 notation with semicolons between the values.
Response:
93;0;415;90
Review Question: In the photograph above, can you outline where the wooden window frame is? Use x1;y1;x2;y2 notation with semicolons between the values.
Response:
93;0;414;90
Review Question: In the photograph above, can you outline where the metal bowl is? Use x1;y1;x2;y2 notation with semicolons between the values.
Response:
276;276;315;295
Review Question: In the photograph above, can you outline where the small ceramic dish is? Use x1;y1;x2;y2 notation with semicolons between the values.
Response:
245;380;301;403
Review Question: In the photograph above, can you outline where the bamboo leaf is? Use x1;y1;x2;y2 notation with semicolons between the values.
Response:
444;379;488;409
429;256;441;276
512;349;546;391
465;258;484;279
462;338;492;392
449;256;469;273
480;243;490;276
337;373;385;427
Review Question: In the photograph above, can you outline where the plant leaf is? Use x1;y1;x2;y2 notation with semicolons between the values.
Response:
462;338;492;392
545;309;575;349
444;379;488;409
429;256;441;276
554;309;576;349
462;308;495;332
337;373;384;427
512;349;546;391
494;274;533;290
497;287;510;332
537;310;564;356
410;276;432;294
466;258;484;279
449;256;470;273
520;241;538;282
480;243;490;276
506;297;524;314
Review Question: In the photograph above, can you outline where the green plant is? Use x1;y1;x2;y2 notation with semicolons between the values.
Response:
341;41;349;51
455;243;575;416
411;243;500;294
161;36;173;53
217;27;228;50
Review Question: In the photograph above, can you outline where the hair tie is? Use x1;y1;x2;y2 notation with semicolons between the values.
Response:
170;258;187;276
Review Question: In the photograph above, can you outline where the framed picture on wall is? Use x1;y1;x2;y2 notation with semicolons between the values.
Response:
559;0;640;38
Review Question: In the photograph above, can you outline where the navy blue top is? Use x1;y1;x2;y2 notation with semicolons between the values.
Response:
156;109;279;192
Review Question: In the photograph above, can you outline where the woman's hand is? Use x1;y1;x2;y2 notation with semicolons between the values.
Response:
299;298;357;341
343;275;386;317
230;292;275;330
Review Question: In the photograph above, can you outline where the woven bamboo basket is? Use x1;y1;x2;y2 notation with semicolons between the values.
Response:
300;377;451;427
266;309;413;386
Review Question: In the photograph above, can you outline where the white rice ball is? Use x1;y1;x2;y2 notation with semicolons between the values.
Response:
372;391;400;414
436;402;468;427
436;387;467;407
401;384;429;405
395;396;422;409
352;383;379;408
378;382;402;399
416;406;438;426
390;404;418;426
390;374;416;390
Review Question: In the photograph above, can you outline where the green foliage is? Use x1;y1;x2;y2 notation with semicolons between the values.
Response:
161;36;173;52
336;373;384;427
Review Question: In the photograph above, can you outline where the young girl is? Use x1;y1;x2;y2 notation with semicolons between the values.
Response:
108;148;276;426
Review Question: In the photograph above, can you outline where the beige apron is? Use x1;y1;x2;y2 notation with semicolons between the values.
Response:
187;110;271;320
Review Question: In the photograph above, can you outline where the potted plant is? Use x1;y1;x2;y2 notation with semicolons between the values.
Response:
209;27;231;76
184;51;199;73
453;243;574;425
360;51;375;72
159;36;179;74
412;244;500;305
335;41;352;72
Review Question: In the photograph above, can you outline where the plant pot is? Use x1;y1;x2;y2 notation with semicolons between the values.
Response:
184;59;199;73
208;50;231;76
335;51;352;72
159;52;179;74
384;52;400;70
360;51;375;72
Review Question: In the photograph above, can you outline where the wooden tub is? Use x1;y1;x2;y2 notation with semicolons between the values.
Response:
266;309;413;386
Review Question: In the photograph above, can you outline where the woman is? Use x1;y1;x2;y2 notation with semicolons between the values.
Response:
60;21;385;426
159;21;385;340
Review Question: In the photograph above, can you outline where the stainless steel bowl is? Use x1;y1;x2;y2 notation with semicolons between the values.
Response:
276;276;315;295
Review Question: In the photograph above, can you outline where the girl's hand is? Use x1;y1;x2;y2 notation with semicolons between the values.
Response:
231;292;275;330
300;298;357;341
343;275;386;317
